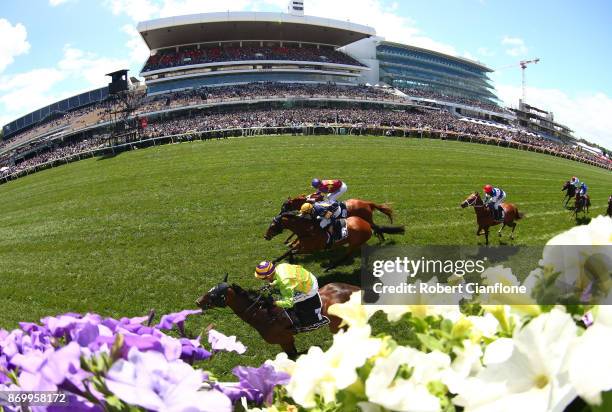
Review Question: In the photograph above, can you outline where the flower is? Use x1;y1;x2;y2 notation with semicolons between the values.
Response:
105;347;231;412
454;308;578;412
207;329;246;354
365;346;450;412
219;364;290;405
156;309;202;335
567;307;612;405
285;326;382;408
542;216;612;304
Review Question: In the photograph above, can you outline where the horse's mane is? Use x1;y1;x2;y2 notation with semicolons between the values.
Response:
231;284;276;310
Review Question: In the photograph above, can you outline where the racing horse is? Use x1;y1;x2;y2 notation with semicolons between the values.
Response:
195;274;359;359
574;193;591;217
264;212;405;269
461;192;523;245
607;196;612;217
562;181;577;208
281;194;394;241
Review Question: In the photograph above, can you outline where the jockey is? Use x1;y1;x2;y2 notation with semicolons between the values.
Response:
570;176;581;189
483;184;506;221
254;261;328;331
579;182;588;197
299;201;341;247
311;178;347;203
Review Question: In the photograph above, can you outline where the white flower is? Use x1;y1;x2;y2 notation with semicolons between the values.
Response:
365;346;450;412
479;266;538;306
285;326;382;408
454;308;578;412
442;339;483;394
567;308;612;405
542;216;612;303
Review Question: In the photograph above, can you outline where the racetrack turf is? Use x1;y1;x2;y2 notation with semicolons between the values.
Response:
1;135;610;376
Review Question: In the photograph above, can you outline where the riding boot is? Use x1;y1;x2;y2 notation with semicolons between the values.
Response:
325;232;334;249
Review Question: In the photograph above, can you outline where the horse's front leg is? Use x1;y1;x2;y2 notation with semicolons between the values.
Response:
498;223;505;237
485;229;490;246
284;233;296;246
273;249;295;264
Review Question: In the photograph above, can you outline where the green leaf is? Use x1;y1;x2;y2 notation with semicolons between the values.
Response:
591;391;612;412
417;333;445;352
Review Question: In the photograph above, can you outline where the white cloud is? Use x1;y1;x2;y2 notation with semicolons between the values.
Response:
501;36;527;57
58;45;129;87
122;24;150;64
49;0;74;6
477;47;494;57
0;19;31;74
105;0;160;22
496;83;612;149
0;45;128;127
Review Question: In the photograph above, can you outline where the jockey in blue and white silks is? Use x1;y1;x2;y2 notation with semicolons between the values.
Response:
299;201;341;247
570;176;581;189
483;184;506;221
579;182;588;196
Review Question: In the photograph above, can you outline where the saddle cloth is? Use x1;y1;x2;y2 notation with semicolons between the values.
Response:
286;293;330;333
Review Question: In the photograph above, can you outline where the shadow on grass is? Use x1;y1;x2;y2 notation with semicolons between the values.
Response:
575;215;592;226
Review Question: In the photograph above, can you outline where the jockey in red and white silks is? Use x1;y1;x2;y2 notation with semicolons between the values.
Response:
311;178;347;203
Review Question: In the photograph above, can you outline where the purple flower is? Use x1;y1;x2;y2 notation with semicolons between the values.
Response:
179;336;211;363
17;342;90;394
156;309;202;335
232;364;290;405
105;347;231;412
207;329;246;354
582;311;594;327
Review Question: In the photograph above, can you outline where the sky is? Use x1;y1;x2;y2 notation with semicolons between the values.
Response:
1;0;611;148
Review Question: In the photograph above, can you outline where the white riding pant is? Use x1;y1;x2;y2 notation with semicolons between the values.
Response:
326;183;347;203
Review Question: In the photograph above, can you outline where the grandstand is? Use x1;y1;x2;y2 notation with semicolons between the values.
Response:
137;11;375;94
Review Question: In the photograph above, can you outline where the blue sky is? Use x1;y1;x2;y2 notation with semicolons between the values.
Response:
1;0;611;148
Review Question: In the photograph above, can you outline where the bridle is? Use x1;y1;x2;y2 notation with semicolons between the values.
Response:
464;195;485;208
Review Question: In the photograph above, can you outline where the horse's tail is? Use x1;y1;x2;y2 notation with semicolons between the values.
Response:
514;207;524;220
372;203;394;223
372;223;405;235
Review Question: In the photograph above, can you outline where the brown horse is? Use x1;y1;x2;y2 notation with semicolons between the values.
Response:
282;194;394;224
461;192;523;245
562;181;577;208
264;212;404;269
195;274;359;358
607;196;612;217
574;193;591;217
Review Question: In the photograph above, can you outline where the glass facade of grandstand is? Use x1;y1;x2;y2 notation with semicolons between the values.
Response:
377;43;496;104
2;87;109;140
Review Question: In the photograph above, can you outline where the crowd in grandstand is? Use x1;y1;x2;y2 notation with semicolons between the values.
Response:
2;83;610;180
1;137;106;177
135;83;399;114
400;88;513;115
142;45;364;72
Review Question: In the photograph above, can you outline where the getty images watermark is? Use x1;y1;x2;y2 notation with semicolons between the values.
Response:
360;245;612;305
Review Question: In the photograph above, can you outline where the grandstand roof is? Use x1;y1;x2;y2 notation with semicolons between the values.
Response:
379;41;493;72
137;12;376;50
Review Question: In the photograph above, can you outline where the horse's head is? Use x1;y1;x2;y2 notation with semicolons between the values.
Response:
264;214;284;240
461;192;481;208
280;195;307;214
562;181;570;190
195;274;230;309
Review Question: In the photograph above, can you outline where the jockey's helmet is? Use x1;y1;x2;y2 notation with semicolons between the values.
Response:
299;202;314;215
572;176;577;181
255;261;276;279
311;178;321;188
483;184;493;194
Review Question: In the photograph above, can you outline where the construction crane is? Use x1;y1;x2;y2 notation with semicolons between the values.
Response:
496;58;540;103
